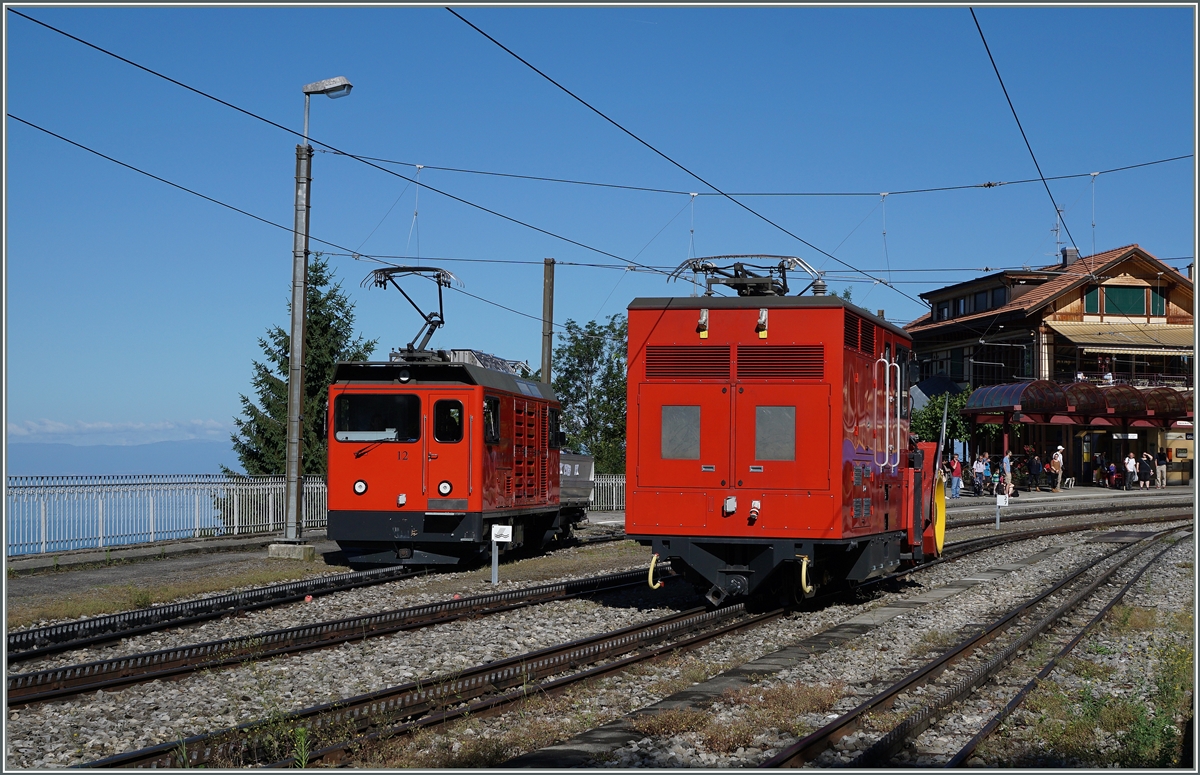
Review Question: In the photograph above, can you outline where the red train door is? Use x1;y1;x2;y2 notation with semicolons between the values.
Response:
636;383;730;488
425;393;471;506
733;384;830;491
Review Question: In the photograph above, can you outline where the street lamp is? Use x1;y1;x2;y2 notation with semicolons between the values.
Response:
282;75;353;547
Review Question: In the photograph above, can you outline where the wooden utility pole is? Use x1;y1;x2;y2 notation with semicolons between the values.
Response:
542;258;555;384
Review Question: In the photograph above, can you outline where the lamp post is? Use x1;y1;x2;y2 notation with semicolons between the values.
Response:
282;76;353;546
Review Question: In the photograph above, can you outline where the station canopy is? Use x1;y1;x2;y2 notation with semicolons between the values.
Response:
1044;321;1194;357
963;380;1193;428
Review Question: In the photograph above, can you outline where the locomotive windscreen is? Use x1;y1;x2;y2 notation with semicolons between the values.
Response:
334;394;421;442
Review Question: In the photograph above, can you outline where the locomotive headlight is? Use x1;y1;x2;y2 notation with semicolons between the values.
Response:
398;368;411;383
437;480;453;496
353;480;368;495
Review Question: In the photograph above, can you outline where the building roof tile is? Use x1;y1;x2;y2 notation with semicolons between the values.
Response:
904;244;1189;334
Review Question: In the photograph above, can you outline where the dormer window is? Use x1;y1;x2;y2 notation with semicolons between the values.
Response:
974;290;989;312
936;301;950;321
992;287;1007;308
955;297;967;317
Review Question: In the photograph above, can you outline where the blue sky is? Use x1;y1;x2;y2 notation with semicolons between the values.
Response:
4;5;1195;447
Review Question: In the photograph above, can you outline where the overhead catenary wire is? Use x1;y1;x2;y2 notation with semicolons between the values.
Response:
447;7;928;309
9;115;1190;289
970;7;1079;252
7;113;630;342
316;147;1192;201
6;8;668;280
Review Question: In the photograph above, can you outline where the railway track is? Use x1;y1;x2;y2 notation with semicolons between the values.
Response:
12;511;1188;712
7;567;663;707
56;511;1190;768
8;499;1176;667
7;528;631;665
762;525;1191;768
6;565;423;664
81;603;782;768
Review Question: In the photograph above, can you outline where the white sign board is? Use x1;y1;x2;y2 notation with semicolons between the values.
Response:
995;494;1009;507
491;525;513;543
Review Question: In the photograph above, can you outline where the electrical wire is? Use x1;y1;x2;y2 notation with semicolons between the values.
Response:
6;8;667;278
317;147;1191;198
970;7;1078;251
7;113;633;340
447;7;928;308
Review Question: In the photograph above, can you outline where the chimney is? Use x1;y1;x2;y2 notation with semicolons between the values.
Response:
1061;246;1080;267
877;309;885;319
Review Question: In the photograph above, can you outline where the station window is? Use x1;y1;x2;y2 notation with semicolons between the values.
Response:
1151;287;1167;316
334;394;420;442
955;297;967;317
991;287;1007;308
755;406;796;461
434;400;464;443
661;405;700;460
1104;286;1146;316
936;301;950;321
974;290;989;312
482;396;500;444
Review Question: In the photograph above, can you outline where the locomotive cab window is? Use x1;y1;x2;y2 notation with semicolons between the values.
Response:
755;406;796;461
661;405;700;460
334;394;420;442
548;408;562;449
434;400;464;443
482;396;500;444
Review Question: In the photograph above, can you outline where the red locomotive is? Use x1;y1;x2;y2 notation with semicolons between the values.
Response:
627;257;944;604
326;267;590;568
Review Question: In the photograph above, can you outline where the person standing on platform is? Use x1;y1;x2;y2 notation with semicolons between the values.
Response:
948;454;962;499
1156;450;1169;489
1138;453;1154;490
1028;453;1043;492
972;453;986;496
1124;452;1138;491
1050;446;1065;492
1001;450;1014;496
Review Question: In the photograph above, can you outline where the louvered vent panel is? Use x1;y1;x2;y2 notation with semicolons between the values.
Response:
645;346;730;379
539;406;548;500
859;321;876;356
844;313;860;350
737;346;824;380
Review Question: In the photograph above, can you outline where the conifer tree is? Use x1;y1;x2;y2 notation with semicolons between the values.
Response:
227;256;376;477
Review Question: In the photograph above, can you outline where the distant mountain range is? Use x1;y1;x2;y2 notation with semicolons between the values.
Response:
7;441;244;476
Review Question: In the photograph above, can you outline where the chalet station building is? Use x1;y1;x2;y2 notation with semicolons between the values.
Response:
906;244;1194;486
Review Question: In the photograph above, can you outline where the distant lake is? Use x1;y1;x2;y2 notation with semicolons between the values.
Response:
6;441;243;476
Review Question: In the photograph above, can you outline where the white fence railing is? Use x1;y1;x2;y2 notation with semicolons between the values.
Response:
6;475;327;557
592;474;625;511
6;472;628;557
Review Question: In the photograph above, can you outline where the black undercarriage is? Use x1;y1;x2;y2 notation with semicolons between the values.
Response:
329;508;572;568
631;532;910;605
